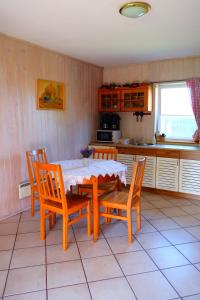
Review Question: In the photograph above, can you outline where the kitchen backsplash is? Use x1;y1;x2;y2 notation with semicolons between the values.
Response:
118;112;155;143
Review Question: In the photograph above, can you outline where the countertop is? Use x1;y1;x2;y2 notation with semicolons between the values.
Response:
90;142;200;151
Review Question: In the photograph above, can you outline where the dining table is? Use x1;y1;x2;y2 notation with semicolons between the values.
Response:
53;158;127;241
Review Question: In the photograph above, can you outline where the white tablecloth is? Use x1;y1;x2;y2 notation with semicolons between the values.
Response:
53;159;127;191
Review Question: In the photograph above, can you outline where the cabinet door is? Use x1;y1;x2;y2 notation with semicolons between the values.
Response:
179;159;200;195
98;90;120;112
117;154;135;184
121;86;151;112
156;157;179;191
136;155;156;188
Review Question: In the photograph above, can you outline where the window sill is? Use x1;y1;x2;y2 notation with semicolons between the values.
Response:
156;139;200;146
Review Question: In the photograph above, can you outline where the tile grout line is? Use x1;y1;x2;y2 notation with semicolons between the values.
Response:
71;223;93;300
2;213;22;299
140;211;200;273
100;225;138;300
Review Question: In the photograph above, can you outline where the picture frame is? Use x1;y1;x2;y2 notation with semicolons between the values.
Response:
36;79;65;110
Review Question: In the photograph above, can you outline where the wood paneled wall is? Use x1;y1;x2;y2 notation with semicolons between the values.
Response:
0;33;102;220
103;57;200;142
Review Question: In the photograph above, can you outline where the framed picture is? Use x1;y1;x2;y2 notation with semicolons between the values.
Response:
36;79;65;110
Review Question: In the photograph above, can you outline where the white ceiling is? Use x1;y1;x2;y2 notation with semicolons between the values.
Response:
0;0;200;67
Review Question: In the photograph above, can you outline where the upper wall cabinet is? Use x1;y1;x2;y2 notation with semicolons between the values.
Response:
98;84;152;113
98;90;121;112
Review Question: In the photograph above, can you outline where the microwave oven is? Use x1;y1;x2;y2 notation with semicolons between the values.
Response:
96;130;121;143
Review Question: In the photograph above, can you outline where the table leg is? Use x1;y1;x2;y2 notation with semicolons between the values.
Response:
117;177;122;191
92;177;99;242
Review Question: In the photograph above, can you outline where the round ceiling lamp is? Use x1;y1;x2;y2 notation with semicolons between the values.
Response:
119;2;151;18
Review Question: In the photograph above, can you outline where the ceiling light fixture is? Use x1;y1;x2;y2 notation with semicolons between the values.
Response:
119;2;151;18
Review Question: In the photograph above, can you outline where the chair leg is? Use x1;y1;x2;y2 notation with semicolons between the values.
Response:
118;209;122;217
53;213;56;225
31;191;35;217
63;216;68;250
40;207;45;240
136;202;141;231
107;208;111;223
127;211;133;243
87;201;91;237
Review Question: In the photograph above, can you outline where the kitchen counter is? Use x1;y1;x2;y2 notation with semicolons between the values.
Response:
90;142;200;151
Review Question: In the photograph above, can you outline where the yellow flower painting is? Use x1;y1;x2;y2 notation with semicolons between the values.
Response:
37;79;65;110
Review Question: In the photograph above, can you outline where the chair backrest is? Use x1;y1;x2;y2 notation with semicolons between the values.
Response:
26;148;48;187
33;162;67;211
127;158;146;208
93;148;118;160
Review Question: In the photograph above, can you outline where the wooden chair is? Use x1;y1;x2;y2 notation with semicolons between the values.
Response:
78;148;119;196
34;162;91;250
26;148;48;216
99;158;146;243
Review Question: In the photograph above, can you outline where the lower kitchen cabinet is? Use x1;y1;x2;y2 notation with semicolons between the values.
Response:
179;159;200;195
117;154;134;184
136;155;156;188
156;157;179;191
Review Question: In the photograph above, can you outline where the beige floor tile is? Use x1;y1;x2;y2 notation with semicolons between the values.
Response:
0;250;12;270
181;205;200;215
82;255;122;282
116;251;157;275
133;220;157;234
0;223;18;236
136;232;170;249
127;270;178;300
161;228;197;245
149;199;174;209
0;215;20;224
46;229;75;245
72;218;88;229
101;222;128;238
0;236;15;251
163;265;200;297
18;221;40;234
0;270;8;297
147;246;190;269
47;260;86;289
168;199;192;206
4;290;46;300
141;201;155;210
172;216;200;227
186;226;200;240
48;283;90;300
89;277;136;300
193;214;200;221
10;246;45;269
15;232;45;249
47;243;80;263
141;209;166;220
143;193;164;201
149;218;180;230
20;210;40;222
73;227;103;242
195;263;200;271
176;242;200;264
78;239;111;259
107;236;142;254
183;295;200;300
161;207;188;217
4;265;46;296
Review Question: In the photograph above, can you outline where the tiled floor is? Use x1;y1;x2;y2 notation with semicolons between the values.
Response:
1;192;200;299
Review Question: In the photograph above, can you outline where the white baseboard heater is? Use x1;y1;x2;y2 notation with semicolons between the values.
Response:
19;180;31;199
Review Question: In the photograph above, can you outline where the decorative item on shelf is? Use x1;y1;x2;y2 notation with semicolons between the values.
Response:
99;81;151;90
156;133;166;142
80;147;93;158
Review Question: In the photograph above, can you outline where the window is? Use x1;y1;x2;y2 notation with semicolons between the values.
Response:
156;82;197;140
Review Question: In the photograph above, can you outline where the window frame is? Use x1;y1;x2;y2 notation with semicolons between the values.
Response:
155;81;196;143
